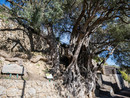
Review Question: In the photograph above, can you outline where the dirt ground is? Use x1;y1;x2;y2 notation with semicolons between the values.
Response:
0;50;51;81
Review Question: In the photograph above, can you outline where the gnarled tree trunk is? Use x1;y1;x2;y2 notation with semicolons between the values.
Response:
63;34;97;98
45;25;60;74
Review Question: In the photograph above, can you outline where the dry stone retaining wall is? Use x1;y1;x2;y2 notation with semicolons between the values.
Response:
0;18;47;52
0;79;61;98
99;74;129;96
0;18;30;51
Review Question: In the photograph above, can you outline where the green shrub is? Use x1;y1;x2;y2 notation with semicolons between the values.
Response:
120;70;130;83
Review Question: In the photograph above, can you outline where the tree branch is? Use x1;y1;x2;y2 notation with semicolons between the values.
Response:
98;44;119;69
114;16;130;24
0;28;25;32
7;38;27;52
72;0;86;34
6;0;24;9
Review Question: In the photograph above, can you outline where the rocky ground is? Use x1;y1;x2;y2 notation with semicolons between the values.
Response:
0;50;71;98
0;50;53;81
0;79;61;98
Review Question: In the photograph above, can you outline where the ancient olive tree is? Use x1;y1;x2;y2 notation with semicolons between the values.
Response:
60;0;129;97
2;0;130;97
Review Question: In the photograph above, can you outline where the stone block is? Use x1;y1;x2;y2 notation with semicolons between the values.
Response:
6;87;18;97
28;88;36;96
124;80;129;88
0;86;6;95
17;90;22;96
35;86;42;93
31;81;37;87
2;64;24;75
25;94;31;98
16;83;23;90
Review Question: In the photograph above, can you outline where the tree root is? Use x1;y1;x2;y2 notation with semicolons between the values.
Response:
63;64;96;98
5;57;22;63
0;50;48;64
30;55;48;63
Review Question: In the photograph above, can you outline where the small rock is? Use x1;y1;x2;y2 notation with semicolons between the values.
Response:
35;86;42;93
6;87;18;97
39;93;46;97
31;81;37;87
36;81;41;86
1;95;7;98
17;83;23;90
28;88;36;96
25;94;31;98
0;80;2;85
0;86;6;95
17;90;22;96
36;66;39;69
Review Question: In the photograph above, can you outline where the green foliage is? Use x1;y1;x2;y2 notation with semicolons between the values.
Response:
12;0;64;32
120;66;130;74
96;18;130;67
44;0;64;22
0;13;9;22
120;70;130;83
0;8;7;20
42;68;49;73
108;21;130;41
93;56;103;63
36;64;40;66
109;22;130;67
0;6;10;22
0;60;2;65
0;5;5;12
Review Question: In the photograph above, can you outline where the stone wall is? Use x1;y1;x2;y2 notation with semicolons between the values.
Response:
102;66;129;90
0;79;61;98
101;74;117;95
123;80;130;88
0;18;47;52
0;18;30;51
97;73;130;97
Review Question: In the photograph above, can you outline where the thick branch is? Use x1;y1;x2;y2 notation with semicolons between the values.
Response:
72;0;86;34
6;0;24;8
114;16;130;24
7;38;27;52
98;44;119;68
0;28;25;32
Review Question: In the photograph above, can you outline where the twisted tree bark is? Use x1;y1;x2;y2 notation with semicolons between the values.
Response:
44;25;60;74
63;34;97;98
